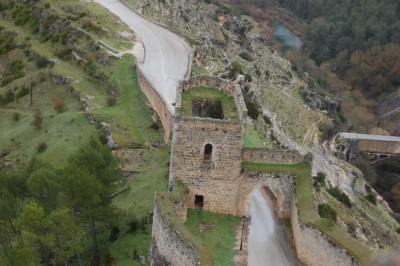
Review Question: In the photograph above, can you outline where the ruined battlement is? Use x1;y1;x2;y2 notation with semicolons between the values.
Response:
242;148;306;164
176;76;247;121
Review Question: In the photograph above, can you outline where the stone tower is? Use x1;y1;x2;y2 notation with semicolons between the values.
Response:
169;76;247;214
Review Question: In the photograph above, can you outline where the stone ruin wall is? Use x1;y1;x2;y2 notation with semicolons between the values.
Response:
290;196;356;266
242;148;306;164
149;194;198;266
236;171;296;218
170;117;245;214
177;76;247;120
136;65;173;143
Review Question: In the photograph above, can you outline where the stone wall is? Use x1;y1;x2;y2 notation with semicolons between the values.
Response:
290;197;356;266
236;171;296;218
136;65;173;143
177;76;247;120
242;148;305;164
149;194;199;266
170;117;245;214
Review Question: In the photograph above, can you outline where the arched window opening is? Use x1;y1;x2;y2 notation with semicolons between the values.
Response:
204;144;213;160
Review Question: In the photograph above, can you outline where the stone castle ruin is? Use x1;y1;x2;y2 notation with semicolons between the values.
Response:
168;76;302;217
136;70;357;265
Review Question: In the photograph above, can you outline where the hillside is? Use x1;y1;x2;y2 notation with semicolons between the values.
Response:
0;1;169;264
131;0;400;256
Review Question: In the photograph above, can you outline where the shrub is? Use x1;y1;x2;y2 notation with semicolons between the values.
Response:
16;85;29;99
396;228;400;235
12;112;20;121
109;227;119;242
346;222;357;238
37;142;47;153
327;187;352;208
107;96;117;107
239;51;253;61
262;115;272;125
313;172;326;188
365;194;377;205
231;61;244;75
32;109;42;129
318;203;337;222
127;217;139;232
54;100;66;113
35;56;49;68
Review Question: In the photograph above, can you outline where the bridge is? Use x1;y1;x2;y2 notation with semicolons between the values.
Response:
335;132;400;161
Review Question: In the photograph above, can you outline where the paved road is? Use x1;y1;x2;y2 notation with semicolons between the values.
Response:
248;188;298;266
96;0;192;114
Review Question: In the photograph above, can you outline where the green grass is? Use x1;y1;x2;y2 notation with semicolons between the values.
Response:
180;87;239;121
241;162;371;261
92;55;164;146
156;183;213;265
186;209;242;266
192;66;208;76
110;147;170;265
244;124;271;148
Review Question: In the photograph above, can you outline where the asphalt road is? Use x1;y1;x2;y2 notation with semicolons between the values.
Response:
96;0;192;114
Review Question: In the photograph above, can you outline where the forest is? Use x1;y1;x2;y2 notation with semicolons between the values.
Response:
230;0;400;98
0;139;122;265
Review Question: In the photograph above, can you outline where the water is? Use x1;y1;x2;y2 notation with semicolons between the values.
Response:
247;188;298;266
272;22;302;49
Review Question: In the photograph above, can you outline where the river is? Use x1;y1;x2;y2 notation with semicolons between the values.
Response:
248;188;298;266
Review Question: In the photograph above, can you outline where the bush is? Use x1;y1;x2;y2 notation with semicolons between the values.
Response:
327;187;352;208
37;142;47;153
239;52;253;61
396;228;400;235
107;96;117;107
318;203;337;222
365;194;377;205
54;100;66;113
127;217;139;232
231;61;244;75
12;112;20;121
16;85;29;99
313;172;326;188
32;109;42;129
35;56;49;68
109;227;119;242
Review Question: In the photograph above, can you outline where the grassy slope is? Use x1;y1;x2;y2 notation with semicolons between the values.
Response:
181;87;239;120
241;162;371;261
110;147;169;265
92;55;163;146
186;209;241;266
244;124;272;148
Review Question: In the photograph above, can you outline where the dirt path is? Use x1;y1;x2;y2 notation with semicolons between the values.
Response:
95;0;192;114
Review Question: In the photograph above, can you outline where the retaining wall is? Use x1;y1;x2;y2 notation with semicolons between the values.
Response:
290;197;356;266
136;65;173;142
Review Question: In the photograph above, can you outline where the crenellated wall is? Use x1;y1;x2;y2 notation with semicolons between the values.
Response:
136;65;173;143
242;148;306;164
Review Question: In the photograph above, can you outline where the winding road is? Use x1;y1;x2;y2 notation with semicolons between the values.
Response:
96;0;192;114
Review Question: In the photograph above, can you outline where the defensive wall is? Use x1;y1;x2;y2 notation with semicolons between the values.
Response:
290;196;356;266
136;65;173;142
149;194;199;266
242;148;306;165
